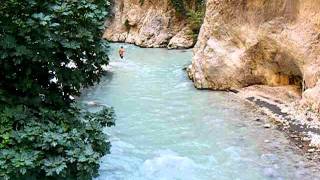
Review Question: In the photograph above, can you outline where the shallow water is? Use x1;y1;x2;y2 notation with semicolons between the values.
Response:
81;43;320;180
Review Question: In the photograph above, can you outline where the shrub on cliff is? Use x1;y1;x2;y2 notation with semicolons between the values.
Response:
171;0;187;15
171;0;205;38
0;0;114;179
171;0;205;15
186;9;204;38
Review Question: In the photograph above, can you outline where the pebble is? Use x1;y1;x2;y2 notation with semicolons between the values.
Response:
307;118;313;121
308;148;315;153
302;137;310;142
264;140;270;143
264;124;271;128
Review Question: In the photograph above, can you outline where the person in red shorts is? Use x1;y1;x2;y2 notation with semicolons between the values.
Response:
119;46;125;59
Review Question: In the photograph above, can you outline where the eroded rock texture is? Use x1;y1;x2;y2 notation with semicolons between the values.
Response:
104;0;195;48
188;0;320;111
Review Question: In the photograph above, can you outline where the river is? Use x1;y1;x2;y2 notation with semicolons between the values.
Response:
81;43;320;180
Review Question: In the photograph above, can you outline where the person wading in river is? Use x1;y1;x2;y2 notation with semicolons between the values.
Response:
119;46;125;60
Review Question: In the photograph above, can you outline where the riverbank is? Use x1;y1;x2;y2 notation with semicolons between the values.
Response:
186;62;320;160
84;43;320;179
233;85;320;161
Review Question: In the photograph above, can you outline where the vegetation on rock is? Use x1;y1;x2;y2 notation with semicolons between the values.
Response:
0;0;115;179
186;9;205;39
171;0;187;15
170;0;205;38
139;0;145;6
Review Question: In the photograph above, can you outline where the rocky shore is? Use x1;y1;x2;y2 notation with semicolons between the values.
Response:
234;91;320;174
234;86;320;154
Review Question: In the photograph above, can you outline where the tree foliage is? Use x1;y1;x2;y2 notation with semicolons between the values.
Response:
0;0;115;179
0;0;111;106
0;105;115;179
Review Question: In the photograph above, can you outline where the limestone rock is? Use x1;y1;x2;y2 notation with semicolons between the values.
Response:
302;80;320;113
188;0;320;110
168;27;195;49
104;0;195;48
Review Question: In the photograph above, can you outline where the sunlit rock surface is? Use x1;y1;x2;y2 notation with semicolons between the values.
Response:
188;0;320;111
104;0;195;48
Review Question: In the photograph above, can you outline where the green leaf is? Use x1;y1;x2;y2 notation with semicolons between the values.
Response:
1;35;16;49
0;0;115;179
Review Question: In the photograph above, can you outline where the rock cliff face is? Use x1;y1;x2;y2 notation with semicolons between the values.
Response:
104;0;195;48
188;0;320;111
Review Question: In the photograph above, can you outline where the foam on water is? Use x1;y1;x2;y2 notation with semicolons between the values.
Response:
109;61;138;69
140;150;199;180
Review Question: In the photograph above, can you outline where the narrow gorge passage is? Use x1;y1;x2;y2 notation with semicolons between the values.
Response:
81;44;320;180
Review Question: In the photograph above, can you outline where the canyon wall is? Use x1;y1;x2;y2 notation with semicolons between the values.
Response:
188;0;320;111
104;0;195;48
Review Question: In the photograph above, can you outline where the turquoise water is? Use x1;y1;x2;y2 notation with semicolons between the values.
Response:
81;43;319;180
